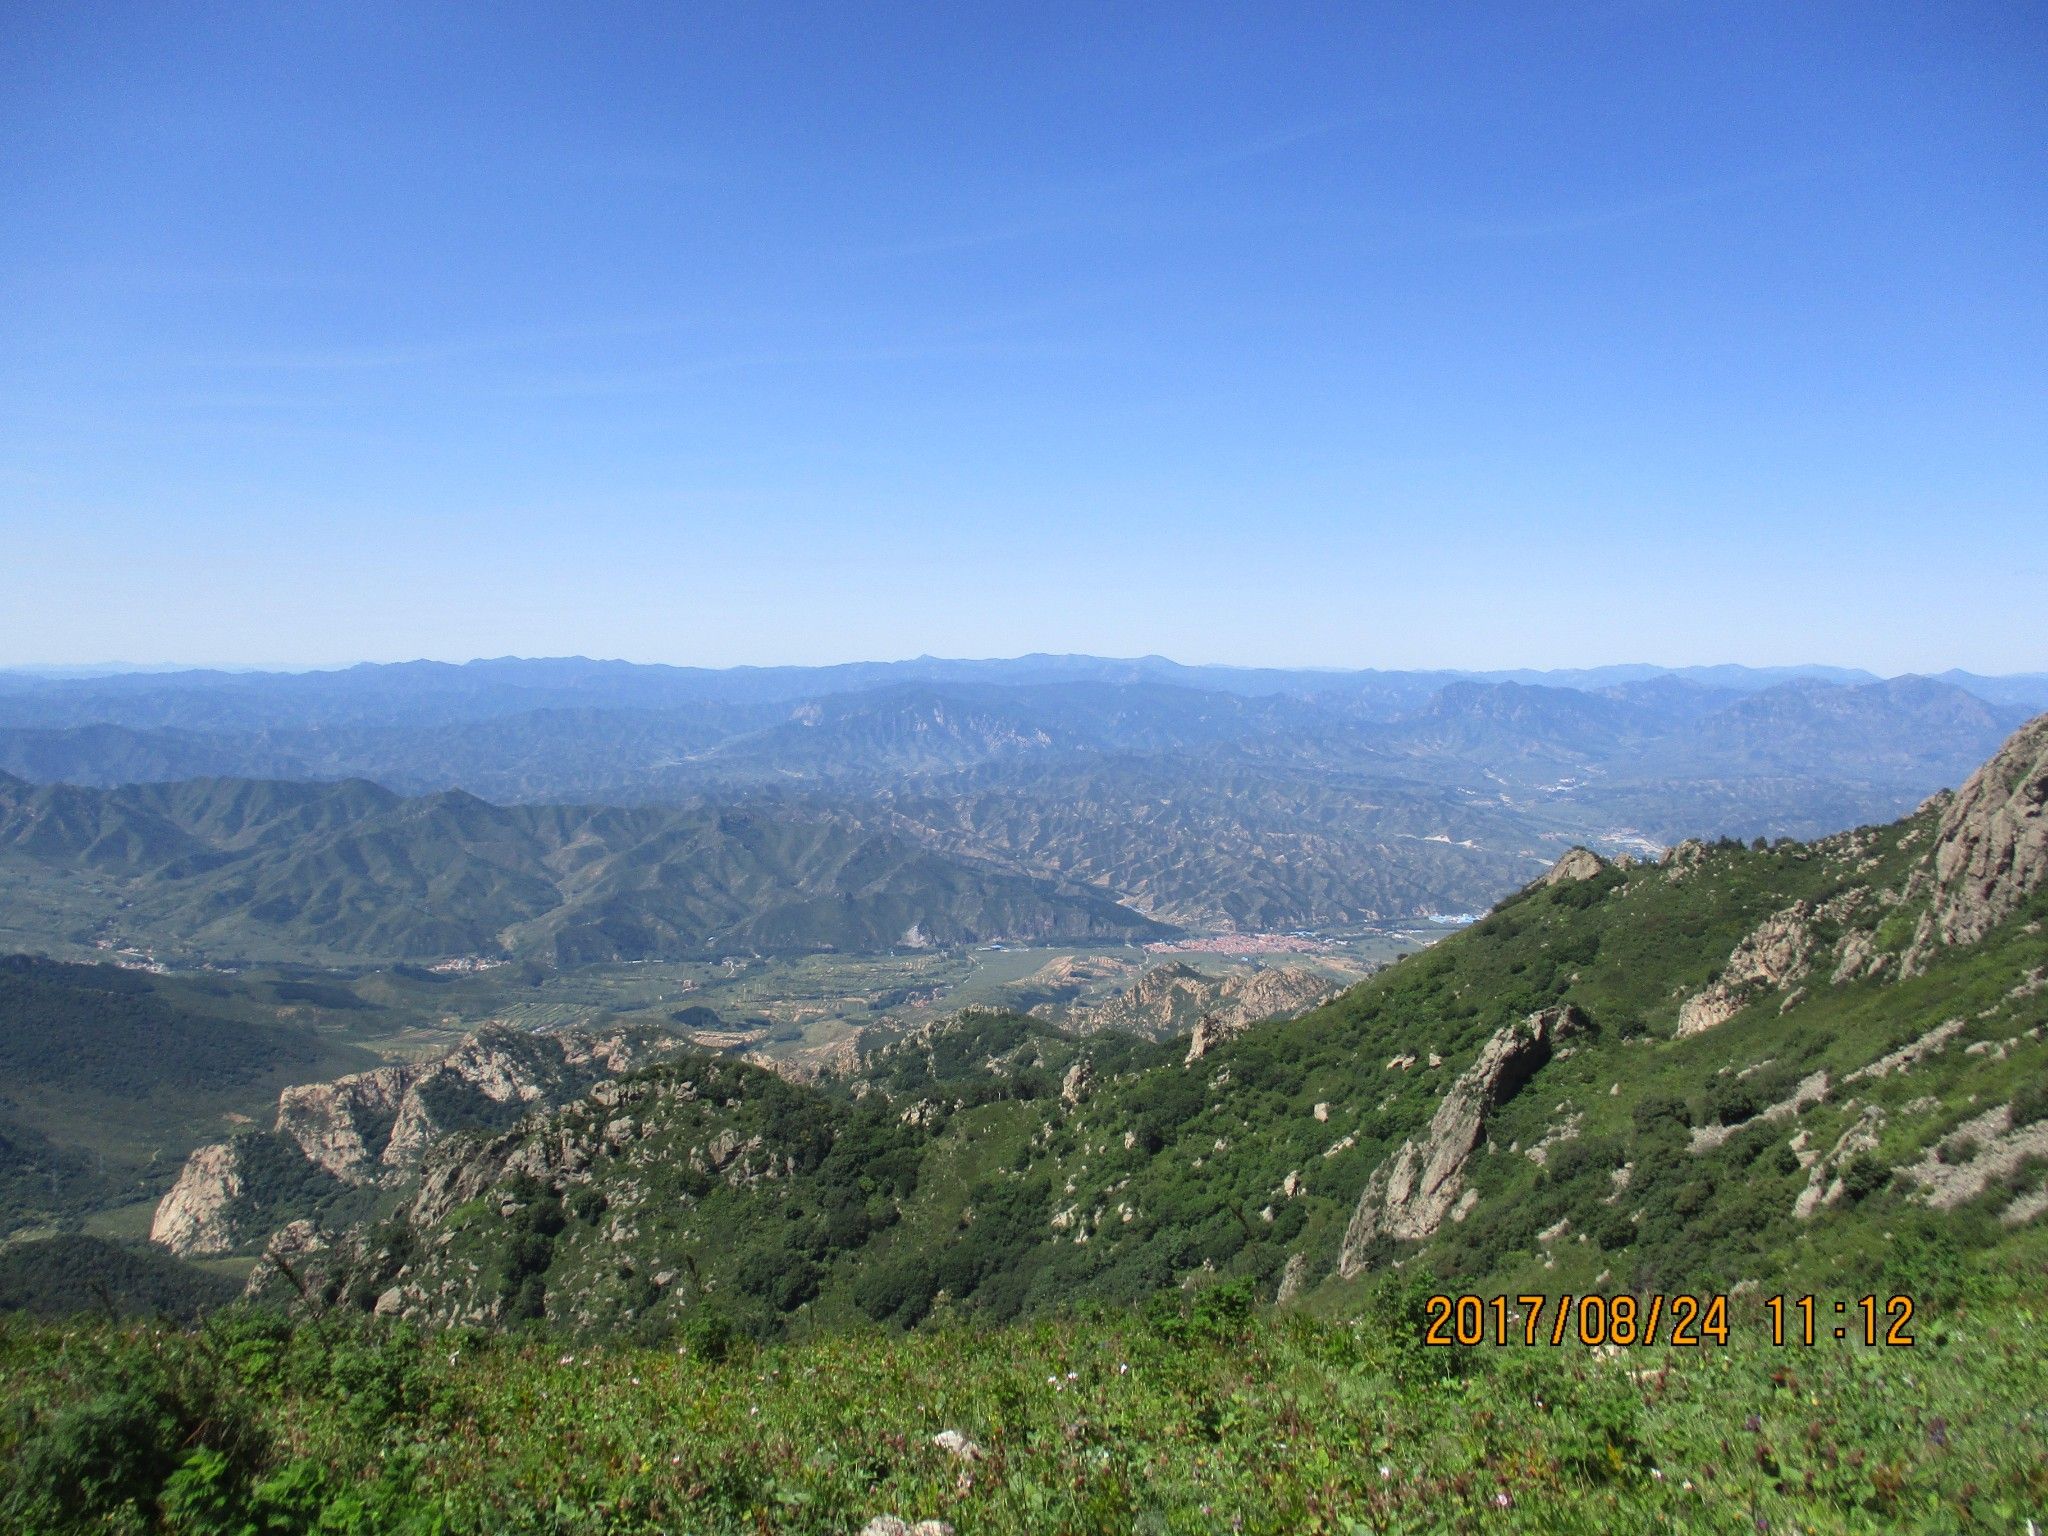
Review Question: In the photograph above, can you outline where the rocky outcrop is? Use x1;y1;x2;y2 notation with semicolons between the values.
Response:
1675;903;1814;1036
1039;961;1341;1049
1060;1058;1094;1106
1180;967;1345;1061
1274;1251;1310;1305
277;1066;413;1185
1662;839;1708;882
1906;713;2048;970
1688;1070;1830;1153
150;1142;255;1258
1792;1107;1885;1220
1895;1103;2048;1213
1537;847;1607;887
1843;1018;1964;1083
152;1022;676;1256
1338;1004;1585;1276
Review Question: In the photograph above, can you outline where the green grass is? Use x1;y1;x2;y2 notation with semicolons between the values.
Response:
3;1282;2044;1534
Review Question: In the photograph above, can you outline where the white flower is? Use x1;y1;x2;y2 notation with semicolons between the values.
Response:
1652;1468;1663;1480
1379;1465;1392;1480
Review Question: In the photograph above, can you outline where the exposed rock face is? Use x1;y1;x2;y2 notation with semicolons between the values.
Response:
1338;1004;1585;1276
152;1023;675;1256
1688;1071;1830;1154
1830;929;1888;986
1274;1251;1310;1305
149;1142;252;1258
1537;847;1607;887
1180;967;1346;1062
277;1067;413;1184
1843;1018;1964;1083
1907;713;2048;969
1040;960;1342;1049
1675;903;1814;1036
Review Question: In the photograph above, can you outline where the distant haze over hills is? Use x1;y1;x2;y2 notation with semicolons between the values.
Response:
0;655;2038;964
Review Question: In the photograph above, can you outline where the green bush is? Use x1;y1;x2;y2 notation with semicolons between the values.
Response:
2010;1079;2048;1129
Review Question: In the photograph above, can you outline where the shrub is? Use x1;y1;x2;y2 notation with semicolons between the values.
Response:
2010;1080;2048;1129
1838;1153;1890;1204
680;1305;741;1363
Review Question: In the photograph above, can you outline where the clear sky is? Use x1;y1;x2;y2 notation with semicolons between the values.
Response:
2;2;2043;673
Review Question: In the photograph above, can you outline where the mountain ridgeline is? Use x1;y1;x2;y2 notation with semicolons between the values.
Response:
208;712;2046;1336
0;775;1165;962
0;656;2042;961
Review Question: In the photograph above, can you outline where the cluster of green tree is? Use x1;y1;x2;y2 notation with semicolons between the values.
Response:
0;1236;238;1321
0;956;319;1098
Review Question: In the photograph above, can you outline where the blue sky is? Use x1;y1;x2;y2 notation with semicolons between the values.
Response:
1;2;2042;672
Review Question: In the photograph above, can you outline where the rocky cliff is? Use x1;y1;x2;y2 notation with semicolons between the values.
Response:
1908;712;2048;968
1337;1004;1586;1276
151;1023;677;1256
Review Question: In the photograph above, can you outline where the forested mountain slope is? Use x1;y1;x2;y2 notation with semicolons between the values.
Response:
0;774;1166;963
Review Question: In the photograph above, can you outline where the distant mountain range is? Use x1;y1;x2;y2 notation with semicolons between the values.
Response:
0;774;1165;964
0;656;2038;961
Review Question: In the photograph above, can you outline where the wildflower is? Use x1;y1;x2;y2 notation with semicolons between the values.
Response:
560;1354;575;1366
1493;1491;1511;1508
1379;1465;1393;1480
1682;1480;1694;1492
1652;1468;1663;1480
1117;1362;1130;1375
1066;1370;1078;1381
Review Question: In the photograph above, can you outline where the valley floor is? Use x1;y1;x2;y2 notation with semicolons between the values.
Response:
4;1283;2042;1534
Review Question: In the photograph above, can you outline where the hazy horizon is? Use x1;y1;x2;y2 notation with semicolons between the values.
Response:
3;651;2044;683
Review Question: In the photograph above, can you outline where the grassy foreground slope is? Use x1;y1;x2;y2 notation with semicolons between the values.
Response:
3;1284;2044;1534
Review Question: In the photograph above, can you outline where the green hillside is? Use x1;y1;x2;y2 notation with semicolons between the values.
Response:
257;717;2048;1337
